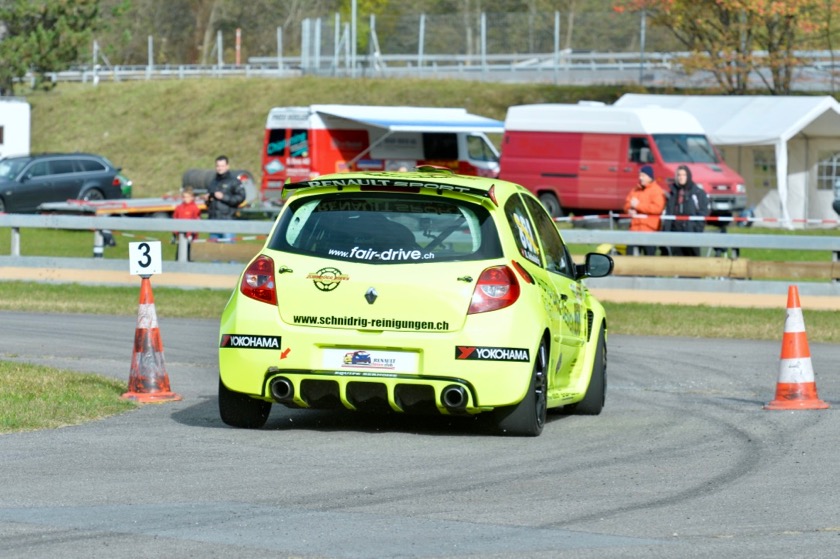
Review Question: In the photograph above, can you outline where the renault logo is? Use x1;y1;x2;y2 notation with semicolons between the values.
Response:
365;287;378;304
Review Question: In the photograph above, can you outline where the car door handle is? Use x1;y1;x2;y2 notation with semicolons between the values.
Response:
608;166;617;172
579;165;589;171
624;167;633;172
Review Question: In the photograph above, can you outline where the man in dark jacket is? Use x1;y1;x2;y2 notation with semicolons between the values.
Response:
662;165;709;256
206;155;246;241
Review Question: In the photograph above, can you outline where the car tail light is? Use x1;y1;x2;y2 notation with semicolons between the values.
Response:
240;255;277;305
468;265;520;314
112;177;121;187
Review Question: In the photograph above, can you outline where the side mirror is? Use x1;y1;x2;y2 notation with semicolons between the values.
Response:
576;252;614;280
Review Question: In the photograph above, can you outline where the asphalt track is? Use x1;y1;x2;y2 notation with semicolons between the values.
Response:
2;311;840;558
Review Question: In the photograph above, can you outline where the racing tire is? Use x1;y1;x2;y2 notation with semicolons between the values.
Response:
566;323;606;415
538;192;564;218
218;378;271;428
494;340;548;437
81;188;105;201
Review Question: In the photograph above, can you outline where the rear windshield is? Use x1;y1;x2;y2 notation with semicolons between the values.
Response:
268;193;503;264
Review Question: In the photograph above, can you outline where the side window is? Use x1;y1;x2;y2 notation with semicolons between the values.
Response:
266;128;289;157
27;161;50;178
504;194;541;266
423;133;458;160
51;160;76;175
289;129;309;157
77;159;106;172
523;196;572;277
629;137;652;163
467;135;499;162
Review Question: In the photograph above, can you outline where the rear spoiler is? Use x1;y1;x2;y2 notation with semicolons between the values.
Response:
284;175;498;205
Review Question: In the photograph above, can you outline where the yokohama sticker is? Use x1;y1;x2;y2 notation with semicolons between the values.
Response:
455;346;530;362
220;334;281;349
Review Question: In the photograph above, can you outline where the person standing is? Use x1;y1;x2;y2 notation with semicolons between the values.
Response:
172;186;201;260
623;165;666;256
662;165;710;256
205;155;246;242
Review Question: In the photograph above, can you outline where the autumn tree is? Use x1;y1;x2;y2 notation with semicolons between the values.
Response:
0;0;101;94
615;0;840;94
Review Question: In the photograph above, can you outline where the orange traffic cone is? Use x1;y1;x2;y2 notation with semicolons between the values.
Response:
121;276;182;403
764;285;828;410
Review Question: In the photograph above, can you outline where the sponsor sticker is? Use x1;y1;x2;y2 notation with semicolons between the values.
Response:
322;348;418;373
306;267;349;292
455;346;531;362
220;334;281;349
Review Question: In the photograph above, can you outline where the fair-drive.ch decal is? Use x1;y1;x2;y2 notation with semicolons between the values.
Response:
326;246;435;262
322;348;418;374
455;346;531;362
220;334;281;349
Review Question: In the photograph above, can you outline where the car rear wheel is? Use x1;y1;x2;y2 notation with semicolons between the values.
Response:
82;188;105;201
538;192;564;218
566;323;606;415
218;378;271;428
494;340;547;436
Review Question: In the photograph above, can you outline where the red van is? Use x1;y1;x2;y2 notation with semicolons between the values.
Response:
499;103;747;217
260;105;503;200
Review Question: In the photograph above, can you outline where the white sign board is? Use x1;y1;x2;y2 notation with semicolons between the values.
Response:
129;241;163;276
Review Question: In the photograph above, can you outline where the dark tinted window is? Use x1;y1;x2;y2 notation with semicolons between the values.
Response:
522;195;572;277
504;194;541;267
51;159;76;175
423;133;458;160
269;193;502;264
266;129;288;157
77;158;107;172
28;161;50;178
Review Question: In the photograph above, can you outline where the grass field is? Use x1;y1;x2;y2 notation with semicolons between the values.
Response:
24;78;640;199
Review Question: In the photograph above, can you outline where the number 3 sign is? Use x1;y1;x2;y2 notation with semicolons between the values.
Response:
129;241;163;276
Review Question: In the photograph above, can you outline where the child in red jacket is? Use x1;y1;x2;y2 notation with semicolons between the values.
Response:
172;187;201;259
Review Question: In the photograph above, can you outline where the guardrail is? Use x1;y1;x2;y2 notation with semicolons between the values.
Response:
4;214;840;301
26;49;840;89
3;213;840;261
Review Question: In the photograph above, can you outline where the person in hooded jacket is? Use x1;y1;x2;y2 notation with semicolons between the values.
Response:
662;165;710;256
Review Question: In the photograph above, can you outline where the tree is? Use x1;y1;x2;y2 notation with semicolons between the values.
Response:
614;0;840;94
0;0;101;94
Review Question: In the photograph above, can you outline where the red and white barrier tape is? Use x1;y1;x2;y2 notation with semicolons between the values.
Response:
554;213;840;226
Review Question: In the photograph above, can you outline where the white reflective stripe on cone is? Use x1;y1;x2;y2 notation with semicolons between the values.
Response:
136;303;159;330
784;308;806;333
778;357;815;384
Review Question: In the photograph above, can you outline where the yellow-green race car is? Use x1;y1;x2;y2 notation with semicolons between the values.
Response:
219;169;613;436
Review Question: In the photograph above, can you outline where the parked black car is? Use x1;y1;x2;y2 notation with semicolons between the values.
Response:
0;153;127;213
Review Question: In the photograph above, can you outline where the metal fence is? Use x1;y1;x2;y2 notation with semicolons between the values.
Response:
27;10;837;90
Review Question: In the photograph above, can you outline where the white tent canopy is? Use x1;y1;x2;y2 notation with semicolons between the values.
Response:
615;94;840;227
311;104;505;134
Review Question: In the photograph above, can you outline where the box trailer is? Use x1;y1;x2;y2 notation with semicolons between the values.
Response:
0;98;31;158
260;104;503;199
